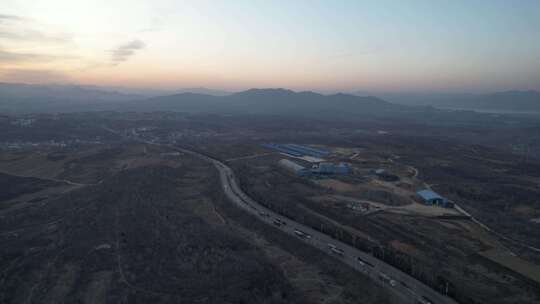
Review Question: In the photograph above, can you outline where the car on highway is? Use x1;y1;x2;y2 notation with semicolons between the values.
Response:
273;218;287;226
328;244;344;256
294;229;311;239
356;256;374;267
379;272;396;286
417;296;435;304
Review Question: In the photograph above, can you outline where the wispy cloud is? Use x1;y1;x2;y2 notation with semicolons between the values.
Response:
0;14;24;21
0;48;58;64
0;14;78;72
0;68;70;84
110;39;146;65
0;29;71;44
0;14;72;44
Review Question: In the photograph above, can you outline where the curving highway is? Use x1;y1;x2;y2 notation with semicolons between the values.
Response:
102;124;459;304
175;146;459;304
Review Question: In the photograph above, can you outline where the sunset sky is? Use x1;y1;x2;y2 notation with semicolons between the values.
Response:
1;0;539;93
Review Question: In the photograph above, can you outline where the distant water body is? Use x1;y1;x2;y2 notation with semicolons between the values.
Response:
438;106;540;116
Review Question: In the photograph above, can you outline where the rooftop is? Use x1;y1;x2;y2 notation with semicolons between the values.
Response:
417;189;444;201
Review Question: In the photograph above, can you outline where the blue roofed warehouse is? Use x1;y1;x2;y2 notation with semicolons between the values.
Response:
416;189;454;208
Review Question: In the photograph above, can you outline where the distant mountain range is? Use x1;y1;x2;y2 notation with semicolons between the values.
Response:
173;87;231;96
0;82;144;102
379;90;540;112
0;83;146;113
2;82;538;117
134;88;403;119
90;86;231;97
0;83;232;113
0;83;406;119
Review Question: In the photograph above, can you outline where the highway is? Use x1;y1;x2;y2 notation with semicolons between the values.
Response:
101;125;458;304
174;146;459;304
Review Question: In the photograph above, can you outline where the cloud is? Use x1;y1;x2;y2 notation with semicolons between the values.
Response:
0;14;24;22
0;48;59;64
0;14;72;44
0;15;78;68
110;39;146;65
0;68;70;84
0;28;71;44
0;46;79;69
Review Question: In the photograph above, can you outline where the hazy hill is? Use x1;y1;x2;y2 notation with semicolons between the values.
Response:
0;84;412;119
0;83;144;113
138;88;404;119
381;90;540;112
0;83;143;101
175;87;231;96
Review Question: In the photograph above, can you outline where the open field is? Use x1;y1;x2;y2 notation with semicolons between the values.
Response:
0;140;394;304
479;249;540;286
1;111;540;303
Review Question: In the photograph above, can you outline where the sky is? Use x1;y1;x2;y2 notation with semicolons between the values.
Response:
1;0;539;93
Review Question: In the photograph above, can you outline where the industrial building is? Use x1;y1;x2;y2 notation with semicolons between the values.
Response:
278;159;310;176
283;144;329;158
262;143;303;156
262;143;329;158
278;159;350;176
417;189;454;208
311;162;350;175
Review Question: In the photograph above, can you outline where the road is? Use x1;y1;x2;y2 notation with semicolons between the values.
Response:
455;204;540;254
174;146;458;304
101;126;458;304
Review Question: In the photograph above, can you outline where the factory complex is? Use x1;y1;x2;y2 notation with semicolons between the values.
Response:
278;159;350;176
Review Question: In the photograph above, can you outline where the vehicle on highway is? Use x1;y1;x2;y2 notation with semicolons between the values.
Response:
328;244;344;256
357;256;374;267
294;229;311;239
174;143;455;304
379;272;396;286
331;247;344;256
417;296;435;304
273;218;287;226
